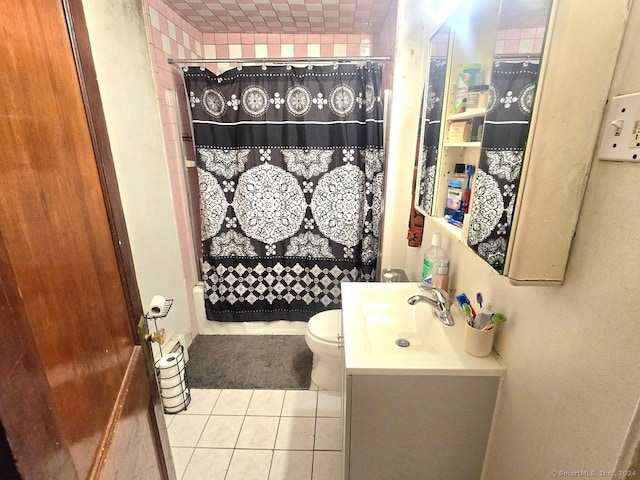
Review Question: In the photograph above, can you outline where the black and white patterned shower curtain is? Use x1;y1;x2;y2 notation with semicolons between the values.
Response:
417;58;448;215
467;61;539;273
183;64;384;322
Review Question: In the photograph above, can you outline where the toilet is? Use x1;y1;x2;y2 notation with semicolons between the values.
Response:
305;309;343;391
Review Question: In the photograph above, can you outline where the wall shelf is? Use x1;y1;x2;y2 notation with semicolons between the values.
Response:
447;109;487;121
443;141;482;148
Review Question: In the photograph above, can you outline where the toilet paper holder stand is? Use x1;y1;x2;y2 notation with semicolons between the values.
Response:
144;298;192;414
144;298;174;357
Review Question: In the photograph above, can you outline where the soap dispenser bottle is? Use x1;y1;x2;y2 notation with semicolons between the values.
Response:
433;260;449;291
422;233;448;286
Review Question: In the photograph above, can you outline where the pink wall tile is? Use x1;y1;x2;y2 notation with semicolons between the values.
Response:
152;28;163;48
320;33;334;44
346;43;360;56
242;44;255;57
268;43;280;56
202;32;216;43
505;29;521;40
534;38;544;53
503;39;520;54
216;44;230;58
320;43;333;56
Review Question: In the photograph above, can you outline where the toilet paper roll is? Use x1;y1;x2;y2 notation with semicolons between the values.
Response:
160;374;185;389
148;295;166;317
162;383;190;413
156;352;185;383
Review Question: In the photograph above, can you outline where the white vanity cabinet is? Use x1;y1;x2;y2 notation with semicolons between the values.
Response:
340;283;505;480
416;0;629;284
343;374;500;480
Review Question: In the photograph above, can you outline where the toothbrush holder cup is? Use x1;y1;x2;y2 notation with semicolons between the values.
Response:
463;322;495;357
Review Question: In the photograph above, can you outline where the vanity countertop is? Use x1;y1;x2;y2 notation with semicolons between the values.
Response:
341;282;505;377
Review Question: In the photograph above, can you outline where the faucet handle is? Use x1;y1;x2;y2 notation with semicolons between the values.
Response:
419;285;448;305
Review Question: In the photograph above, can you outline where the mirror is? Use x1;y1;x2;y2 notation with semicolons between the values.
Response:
416;25;450;216
415;0;553;274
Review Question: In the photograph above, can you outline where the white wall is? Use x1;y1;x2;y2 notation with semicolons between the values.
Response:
82;0;191;348
385;0;640;476
380;0;431;271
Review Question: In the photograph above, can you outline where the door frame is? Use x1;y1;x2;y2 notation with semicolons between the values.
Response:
62;0;175;476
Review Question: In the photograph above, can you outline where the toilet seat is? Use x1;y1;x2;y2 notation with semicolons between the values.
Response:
307;310;342;344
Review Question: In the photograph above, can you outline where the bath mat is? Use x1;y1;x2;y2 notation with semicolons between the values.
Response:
185;335;313;390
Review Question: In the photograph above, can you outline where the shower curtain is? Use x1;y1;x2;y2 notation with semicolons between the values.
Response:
467;61;540;272
184;63;384;322
417;58;448;217
408;58;448;247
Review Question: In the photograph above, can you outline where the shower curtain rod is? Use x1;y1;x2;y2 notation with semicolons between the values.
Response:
167;55;392;65
493;53;541;60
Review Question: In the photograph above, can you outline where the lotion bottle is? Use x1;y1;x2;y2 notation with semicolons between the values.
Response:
422;233;449;286
433;260;449;291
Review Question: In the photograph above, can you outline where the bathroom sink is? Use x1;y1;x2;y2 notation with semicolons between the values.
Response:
341;283;503;376
358;289;451;356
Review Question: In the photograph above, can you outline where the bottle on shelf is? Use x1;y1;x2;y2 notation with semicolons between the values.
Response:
462;164;476;214
422;233;449;286
444;163;466;223
454;63;482;113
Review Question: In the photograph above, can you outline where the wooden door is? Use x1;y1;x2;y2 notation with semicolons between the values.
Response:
0;0;174;478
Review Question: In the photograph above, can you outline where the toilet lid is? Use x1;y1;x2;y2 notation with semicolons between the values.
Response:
307;309;342;343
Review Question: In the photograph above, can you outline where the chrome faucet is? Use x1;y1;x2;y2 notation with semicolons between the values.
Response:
407;285;454;326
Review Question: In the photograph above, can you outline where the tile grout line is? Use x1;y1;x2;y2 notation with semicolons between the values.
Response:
181;389;223;479
225;389;255;480
311;389;319;479
265;389;285;480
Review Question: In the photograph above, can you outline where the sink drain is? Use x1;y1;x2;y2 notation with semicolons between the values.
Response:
395;338;410;348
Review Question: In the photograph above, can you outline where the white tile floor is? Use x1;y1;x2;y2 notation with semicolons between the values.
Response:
165;388;344;480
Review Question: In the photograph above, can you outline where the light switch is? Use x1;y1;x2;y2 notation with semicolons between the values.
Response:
598;92;640;162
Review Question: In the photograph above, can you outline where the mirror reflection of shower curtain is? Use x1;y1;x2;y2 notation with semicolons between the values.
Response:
467;61;540;273
183;64;384;322
418;58;448;215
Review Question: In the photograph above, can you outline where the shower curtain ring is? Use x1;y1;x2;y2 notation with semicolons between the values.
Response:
333;61;339;70
286;64;292;70
237;62;243;71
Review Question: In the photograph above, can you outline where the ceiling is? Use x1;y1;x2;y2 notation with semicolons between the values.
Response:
164;0;394;34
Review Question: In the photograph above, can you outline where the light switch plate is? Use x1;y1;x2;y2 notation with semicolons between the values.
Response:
598;92;640;162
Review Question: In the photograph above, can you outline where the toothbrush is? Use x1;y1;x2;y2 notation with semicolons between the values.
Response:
491;313;507;325
461;304;477;328
476;292;483;308
455;293;476;318
482;313;507;331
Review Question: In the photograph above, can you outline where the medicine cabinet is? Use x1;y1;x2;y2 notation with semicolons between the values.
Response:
415;0;628;284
